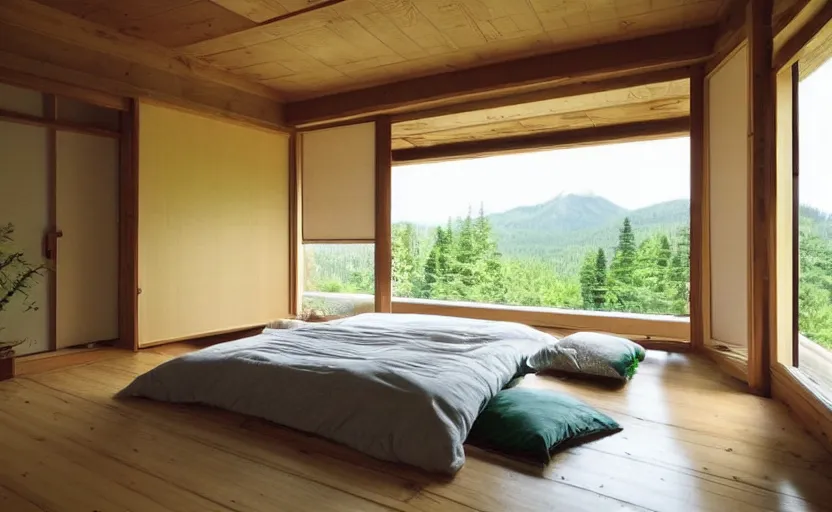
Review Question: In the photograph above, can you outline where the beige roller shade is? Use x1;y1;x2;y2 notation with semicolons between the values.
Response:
301;122;376;241
707;45;750;350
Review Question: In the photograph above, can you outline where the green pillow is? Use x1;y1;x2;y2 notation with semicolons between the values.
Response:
467;388;621;464
528;332;647;380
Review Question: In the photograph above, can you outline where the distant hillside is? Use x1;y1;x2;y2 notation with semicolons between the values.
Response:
485;195;689;275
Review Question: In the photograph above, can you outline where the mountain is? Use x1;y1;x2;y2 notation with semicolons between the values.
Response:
485;195;689;274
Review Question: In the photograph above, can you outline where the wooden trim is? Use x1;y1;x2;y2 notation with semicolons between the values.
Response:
773;0;832;69
0;71;127;111
285;27;716;127
117;99;139;352
791;62;801;367
0;107;120;137
704;345;750;383
772;362;832;451
288;133;300;317
137;324;266;349
44;93;57;353
689;65;706;352
390;67;694;124
392;299;691;341
301;239;376;244
747;0;775;397
392;118;690;165
374;117;392;314
701;65;714;349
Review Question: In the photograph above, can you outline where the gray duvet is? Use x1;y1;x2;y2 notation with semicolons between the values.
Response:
117;313;554;474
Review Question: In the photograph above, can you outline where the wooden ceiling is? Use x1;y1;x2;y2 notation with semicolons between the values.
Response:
32;0;730;100
391;78;690;149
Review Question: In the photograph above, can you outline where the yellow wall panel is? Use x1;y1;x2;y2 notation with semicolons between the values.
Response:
138;102;289;346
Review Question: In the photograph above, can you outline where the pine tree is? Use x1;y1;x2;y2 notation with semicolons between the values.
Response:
657;235;672;269
608;217;638;310
593;248;607;309
579;252;596;309
391;223;417;298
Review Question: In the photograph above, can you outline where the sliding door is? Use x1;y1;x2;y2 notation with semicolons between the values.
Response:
0;118;51;355
55;132;119;348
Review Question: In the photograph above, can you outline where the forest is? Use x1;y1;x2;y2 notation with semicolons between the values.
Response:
304;196;832;350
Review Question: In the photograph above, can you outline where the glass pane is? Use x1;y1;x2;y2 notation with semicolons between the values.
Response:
797;50;832;395
391;137;690;317
301;243;374;319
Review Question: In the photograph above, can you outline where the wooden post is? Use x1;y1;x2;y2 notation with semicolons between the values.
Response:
747;0;775;396
374;117;392;313
288;132;301;317
689;64;706;352
117;99;139;351
44;93;58;352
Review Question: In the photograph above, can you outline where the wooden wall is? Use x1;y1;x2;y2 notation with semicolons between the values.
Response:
137;102;289;347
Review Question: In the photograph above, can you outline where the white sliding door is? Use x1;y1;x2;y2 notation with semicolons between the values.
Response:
56;132;119;348
0;120;51;355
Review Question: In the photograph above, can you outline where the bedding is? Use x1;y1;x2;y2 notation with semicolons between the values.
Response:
117;313;554;474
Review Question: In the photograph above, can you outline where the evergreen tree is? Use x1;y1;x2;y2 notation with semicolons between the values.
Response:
579;252;596;309
593;248;607;309
608;217;638;310
392;223;417;298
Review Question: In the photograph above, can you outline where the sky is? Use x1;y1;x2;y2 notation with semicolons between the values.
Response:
392;58;832;225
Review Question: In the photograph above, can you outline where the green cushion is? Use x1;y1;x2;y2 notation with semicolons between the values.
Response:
467;388;621;464
528;332;647;380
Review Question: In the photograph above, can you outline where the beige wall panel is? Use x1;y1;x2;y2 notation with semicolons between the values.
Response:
0;82;43;116
707;45;750;349
0;121;49;355
56;132;119;348
301;122;375;241
138;102;289;346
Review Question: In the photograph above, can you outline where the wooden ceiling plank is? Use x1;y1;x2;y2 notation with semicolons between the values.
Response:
284;26;715;126
119;0;257;47
208;0;289;22
391;117;691;164
0;0;283;101
390;66;691;123
391;80;690;139
396;98;690;148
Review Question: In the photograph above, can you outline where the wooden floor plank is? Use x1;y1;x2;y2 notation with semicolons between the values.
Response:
1;345;831;512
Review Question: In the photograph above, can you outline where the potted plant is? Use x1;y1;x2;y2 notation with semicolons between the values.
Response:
0;223;46;380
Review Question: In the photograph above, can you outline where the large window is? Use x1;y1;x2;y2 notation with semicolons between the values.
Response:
390;137;691;317
796;51;832;393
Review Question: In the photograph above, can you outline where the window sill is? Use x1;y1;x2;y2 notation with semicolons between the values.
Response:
391;297;690;341
771;362;832;451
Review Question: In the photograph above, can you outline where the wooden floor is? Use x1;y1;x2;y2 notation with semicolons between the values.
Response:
2;345;832;512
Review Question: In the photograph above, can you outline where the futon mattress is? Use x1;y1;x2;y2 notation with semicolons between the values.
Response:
118;313;554;474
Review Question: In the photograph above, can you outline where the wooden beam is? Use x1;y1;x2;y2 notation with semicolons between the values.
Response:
392;118;691;165
0;0;286;131
117;99;139;352
711;0;750;75
689;65;706;353
0;68;127;111
374;117;392;314
773;0;832;69
285;27;716;127
288;132;300;317
391;67;693;124
747;0;776;397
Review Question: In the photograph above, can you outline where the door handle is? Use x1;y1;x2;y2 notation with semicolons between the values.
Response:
43;229;63;260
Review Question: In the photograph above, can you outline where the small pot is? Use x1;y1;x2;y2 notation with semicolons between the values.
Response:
0;349;14;381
